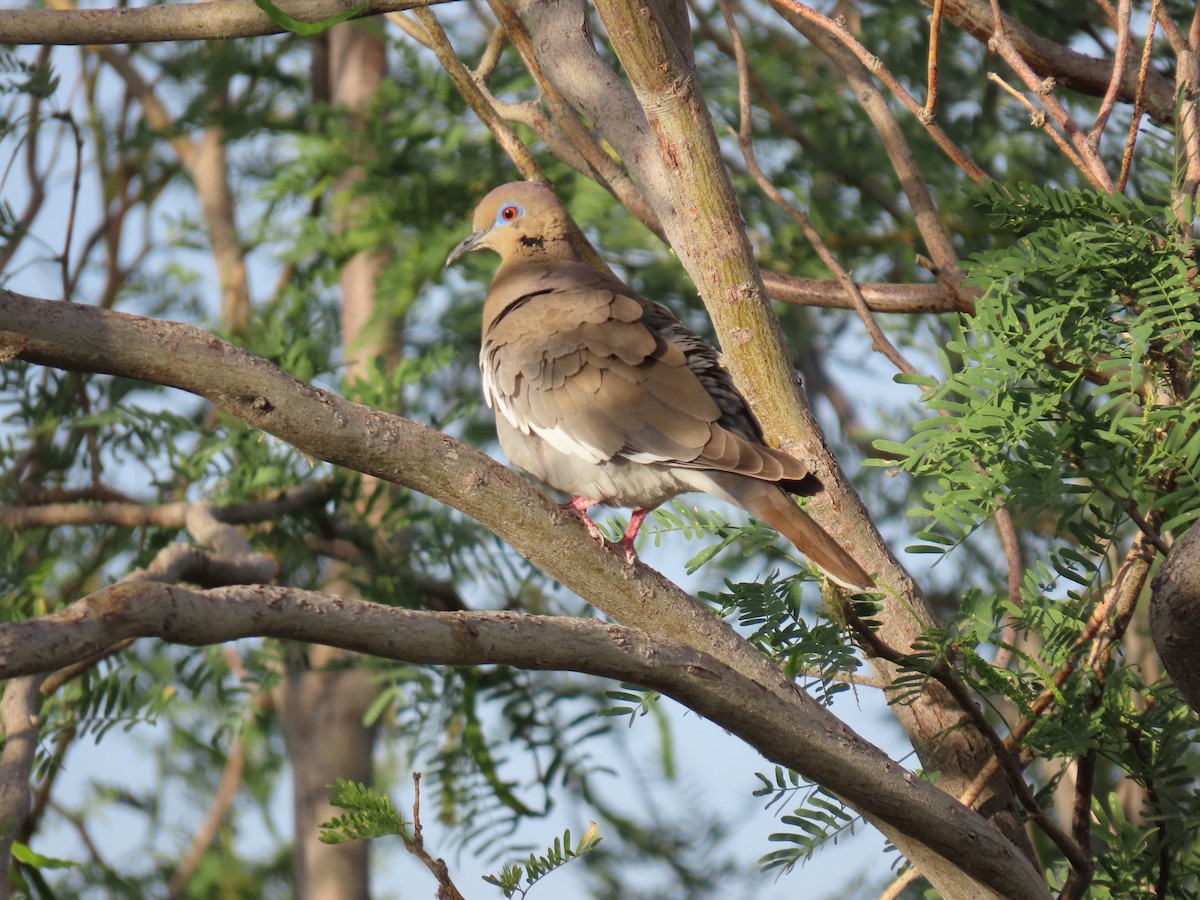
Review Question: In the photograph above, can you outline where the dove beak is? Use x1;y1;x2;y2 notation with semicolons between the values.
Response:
446;229;488;268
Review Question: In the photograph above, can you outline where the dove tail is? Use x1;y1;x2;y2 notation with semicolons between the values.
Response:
737;484;873;590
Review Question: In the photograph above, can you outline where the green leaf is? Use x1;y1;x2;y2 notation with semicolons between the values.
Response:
11;841;78;869
251;0;369;36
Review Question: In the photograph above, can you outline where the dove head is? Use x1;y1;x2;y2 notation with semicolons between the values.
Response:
446;182;575;267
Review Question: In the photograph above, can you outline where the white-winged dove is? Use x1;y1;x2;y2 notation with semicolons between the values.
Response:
447;181;871;589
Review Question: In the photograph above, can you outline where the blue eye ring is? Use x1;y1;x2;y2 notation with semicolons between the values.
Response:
496;203;523;225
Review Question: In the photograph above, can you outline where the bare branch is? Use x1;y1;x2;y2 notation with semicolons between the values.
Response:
403;774;465;900
925;0;1176;124
0;0;452;46
721;0;922;377
762;272;976;315
1118;0;1163;193
166;734;246;898
986;0;1113;189
768;0;989;183
1089;0;1132;146
924;0;946;120
405;8;544;182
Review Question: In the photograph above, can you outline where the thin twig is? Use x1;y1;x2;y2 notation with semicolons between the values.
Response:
689;0;909;223
0;46;51;275
879;866;922;900
55;112;83;304
405;8;544;182
166;734;247;897
721;0;922;377
989;503;1023;672
403;771;464;900
475;24;507;82
1089;0;1131;146
987;72;1092;175
386;10;433;48
1118;0;1162;192
768;0;988;182
923;0;945;121
986;0;1113;190
768;0;969;295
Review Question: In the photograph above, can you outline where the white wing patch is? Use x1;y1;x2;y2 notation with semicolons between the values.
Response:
481;346;612;466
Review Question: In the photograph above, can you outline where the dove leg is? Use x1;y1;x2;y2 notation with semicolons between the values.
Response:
619;508;652;559
563;496;605;541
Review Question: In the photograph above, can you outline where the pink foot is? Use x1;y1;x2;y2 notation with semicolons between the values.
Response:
618;508;652;563
563;496;604;541
562;499;651;564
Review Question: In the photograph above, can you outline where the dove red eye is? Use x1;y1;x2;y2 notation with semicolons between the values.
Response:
498;204;522;223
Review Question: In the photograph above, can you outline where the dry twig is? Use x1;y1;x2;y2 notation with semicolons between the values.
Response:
721;0;922;378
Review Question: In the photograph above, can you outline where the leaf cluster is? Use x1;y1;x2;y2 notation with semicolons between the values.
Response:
482;823;602;899
873;183;1200;562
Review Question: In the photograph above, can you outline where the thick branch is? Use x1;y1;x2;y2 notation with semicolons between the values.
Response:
0;0;451;46
0;583;1048;900
0;288;818;697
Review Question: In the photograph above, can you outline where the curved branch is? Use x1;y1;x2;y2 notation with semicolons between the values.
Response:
0;582;1048;900
0;287;823;708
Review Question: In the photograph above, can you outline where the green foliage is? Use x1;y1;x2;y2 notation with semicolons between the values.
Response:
422;667;616;858
701;575;860;700
858;180;1200;895
871;183;1200;561
482;824;602;899
753;770;859;874
10;841;78;871
39;661;177;752
0;50;57;100
318;779;409;844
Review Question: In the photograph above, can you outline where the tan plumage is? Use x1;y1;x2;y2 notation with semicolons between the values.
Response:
447;181;871;590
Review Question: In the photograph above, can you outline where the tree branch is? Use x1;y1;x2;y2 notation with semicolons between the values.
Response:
0;675;45;898
925;0;1176;124
0;582;1049;899
0;481;331;530
0;0;451;46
